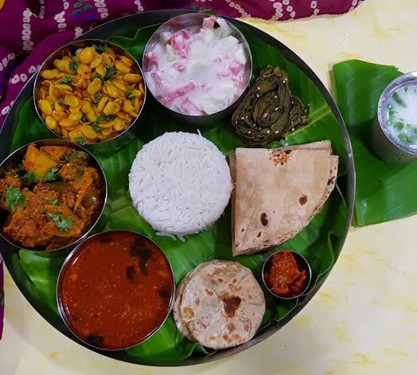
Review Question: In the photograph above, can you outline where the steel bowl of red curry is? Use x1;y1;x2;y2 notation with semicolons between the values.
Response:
56;230;175;351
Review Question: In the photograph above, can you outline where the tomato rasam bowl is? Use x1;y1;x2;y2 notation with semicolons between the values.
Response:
56;230;175;350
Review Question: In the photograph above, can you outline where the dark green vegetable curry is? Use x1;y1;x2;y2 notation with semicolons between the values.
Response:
232;66;308;146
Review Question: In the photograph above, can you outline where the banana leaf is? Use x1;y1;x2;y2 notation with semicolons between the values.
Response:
332;60;415;226
5;22;350;365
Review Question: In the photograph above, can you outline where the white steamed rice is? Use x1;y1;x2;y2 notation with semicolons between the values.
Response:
129;132;232;236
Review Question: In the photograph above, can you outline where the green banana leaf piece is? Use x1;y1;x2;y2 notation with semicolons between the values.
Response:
332;60;415;226
8;23;350;365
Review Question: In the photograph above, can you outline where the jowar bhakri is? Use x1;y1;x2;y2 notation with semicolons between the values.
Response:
174;260;266;349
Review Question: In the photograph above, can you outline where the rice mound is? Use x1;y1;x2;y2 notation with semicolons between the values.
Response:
129;132;232;236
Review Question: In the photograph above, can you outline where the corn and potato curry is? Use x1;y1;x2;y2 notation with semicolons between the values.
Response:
0;144;105;250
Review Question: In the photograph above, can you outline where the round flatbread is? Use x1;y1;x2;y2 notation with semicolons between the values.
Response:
174;260;265;349
173;262;209;340
231;142;339;255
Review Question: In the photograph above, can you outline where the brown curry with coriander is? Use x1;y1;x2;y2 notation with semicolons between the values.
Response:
58;231;174;350
0;143;104;250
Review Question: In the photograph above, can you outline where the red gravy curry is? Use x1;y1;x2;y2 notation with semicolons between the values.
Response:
59;231;174;350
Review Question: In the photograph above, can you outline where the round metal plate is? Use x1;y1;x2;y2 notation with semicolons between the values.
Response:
0;10;355;367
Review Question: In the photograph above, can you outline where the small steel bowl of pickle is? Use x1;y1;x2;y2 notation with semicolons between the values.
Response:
0;139;108;252
34;39;146;154
262;250;312;300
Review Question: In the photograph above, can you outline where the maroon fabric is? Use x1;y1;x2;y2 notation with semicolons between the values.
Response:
0;0;364;341
0;264;3;340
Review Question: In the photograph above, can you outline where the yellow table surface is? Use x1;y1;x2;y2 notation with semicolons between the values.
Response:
1;0;417;373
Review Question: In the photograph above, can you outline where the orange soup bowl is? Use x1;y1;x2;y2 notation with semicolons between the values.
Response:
56;230;175;351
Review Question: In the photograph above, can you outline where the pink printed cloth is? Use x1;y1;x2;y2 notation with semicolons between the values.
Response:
0;0;363;341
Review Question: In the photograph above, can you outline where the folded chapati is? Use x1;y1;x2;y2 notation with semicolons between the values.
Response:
231;141;338;256
173;260;265;349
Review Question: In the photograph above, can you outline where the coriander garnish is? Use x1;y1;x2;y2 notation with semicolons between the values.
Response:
5;186;27;212
90;122;102;132
94;72;105;84
126;88;134;100
93;43;108;53
104;65;115;80
69;61;79;72
76;137;87;146
96;115;116;123
43;167;60;182
59;76;73;86
77;167;85;178
22;171;37;184
45;210;73;231
45;199;62;206
94;65;116;83
62;151;87;162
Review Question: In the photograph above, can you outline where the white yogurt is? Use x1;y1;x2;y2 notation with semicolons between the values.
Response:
144;16;249;116
386;84;417;149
